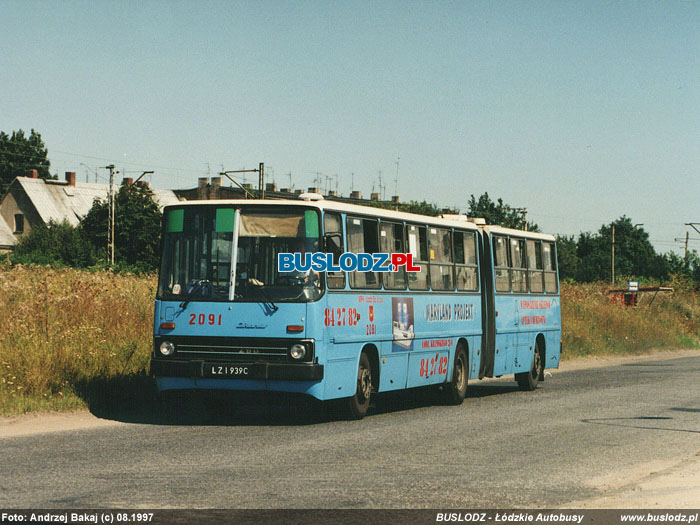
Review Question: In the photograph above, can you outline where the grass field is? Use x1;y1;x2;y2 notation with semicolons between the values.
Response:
0;266;698;415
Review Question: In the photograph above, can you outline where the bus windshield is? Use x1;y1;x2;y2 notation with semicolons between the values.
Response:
157;206;322;303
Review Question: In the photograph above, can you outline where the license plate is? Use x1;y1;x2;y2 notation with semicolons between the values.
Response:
202;364;253;378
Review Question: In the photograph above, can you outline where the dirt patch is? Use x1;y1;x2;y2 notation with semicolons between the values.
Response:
0;409;123;438
563;452;700;508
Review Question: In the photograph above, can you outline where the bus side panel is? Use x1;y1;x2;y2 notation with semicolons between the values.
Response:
406;350;450;388
379;353;409;392
546;329;562;368
403;292;481;388
323;353;358;400
468;335;480;379
492;294;517;376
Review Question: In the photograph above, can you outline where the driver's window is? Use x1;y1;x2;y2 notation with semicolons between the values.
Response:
325;211;345;289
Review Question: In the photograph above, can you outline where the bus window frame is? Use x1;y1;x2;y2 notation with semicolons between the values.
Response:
510;237;528;293
454;229;479;292
429;226;454;291
543;241;559;294
406;223;430;291
324;210;346;290
526;239;544;294
380;220;407;290
493;234;511;293
346;215;381;290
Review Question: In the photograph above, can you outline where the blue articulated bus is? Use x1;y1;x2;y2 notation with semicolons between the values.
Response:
151;196;561;419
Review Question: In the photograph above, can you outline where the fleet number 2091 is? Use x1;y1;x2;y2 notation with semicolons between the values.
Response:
189;313;223;325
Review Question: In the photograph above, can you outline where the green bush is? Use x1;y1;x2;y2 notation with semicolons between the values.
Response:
11;220;97;268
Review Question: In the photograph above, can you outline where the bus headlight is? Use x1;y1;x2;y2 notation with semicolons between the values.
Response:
290;343;306;360
160;341;175;356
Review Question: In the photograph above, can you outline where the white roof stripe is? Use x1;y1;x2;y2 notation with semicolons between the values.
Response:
481;224;556;242
164;198;482;231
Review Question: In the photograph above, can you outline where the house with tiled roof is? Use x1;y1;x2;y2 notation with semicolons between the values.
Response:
0;170;180;248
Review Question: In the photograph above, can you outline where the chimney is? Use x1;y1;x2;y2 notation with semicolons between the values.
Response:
197;177;209;200
370;192;381;201
391;195;401;203
308;187;321;194
64;172;77;186
136;181;151;189
265;182;278;192
280;188;290;193
241;183;253;190
27;169;39;179
210;176;222;199
122;177;133;187
350;190;362;199
294;189;303;195
328;190;338;197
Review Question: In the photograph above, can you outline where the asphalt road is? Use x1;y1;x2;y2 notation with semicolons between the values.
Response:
2;355;700;508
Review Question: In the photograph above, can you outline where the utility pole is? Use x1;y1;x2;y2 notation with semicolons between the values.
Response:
611;224;615;284
219;163;264;199
259;163;265;199
106;165;115;267
394;156;400;196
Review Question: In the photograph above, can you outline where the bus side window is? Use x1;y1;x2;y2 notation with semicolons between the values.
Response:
454;230;478;291
380;221;406;290
493;235;511;292
324;211;346;289
347;216;380;289
527;240;544;293
407;224;429;290
429;227;454;290
543;242;558;293
510;238;527;293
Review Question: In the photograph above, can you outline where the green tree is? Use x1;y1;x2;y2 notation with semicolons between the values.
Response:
466;192;539;231
555;234;581;282
398;200;444;216
575;231;609;282
572;216;668;283
81;184;162;271
665;250;700;284
0;129;54;197
11;220;96;267
367;199;446;217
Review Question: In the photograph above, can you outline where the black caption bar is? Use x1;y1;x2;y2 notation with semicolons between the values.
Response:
1;509;698;525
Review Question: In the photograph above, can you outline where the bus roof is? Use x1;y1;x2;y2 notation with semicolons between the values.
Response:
164;198;484;231
480;224;556;242
165;198;558;239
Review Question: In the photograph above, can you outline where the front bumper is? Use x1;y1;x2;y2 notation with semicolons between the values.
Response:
151;358;324;381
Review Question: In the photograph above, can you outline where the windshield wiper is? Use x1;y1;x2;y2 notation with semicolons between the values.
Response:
248;278;279;312
180;279;210;309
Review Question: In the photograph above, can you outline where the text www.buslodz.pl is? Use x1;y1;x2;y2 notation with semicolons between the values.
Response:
278;252;422;273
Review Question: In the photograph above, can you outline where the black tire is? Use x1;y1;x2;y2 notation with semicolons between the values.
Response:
441;344;468;405
516;342;544;391
344;351;373;420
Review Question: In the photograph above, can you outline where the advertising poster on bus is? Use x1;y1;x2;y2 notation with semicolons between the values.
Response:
392;297;415;352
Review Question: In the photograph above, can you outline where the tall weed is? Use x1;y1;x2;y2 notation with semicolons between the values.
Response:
0;265;155;414
561;281;699;358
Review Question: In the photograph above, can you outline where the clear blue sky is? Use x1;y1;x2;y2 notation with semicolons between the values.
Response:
1;1;698;254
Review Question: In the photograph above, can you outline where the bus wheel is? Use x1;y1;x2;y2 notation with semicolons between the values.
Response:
516;342;543;391
442;344;468;405
345;351;373;420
